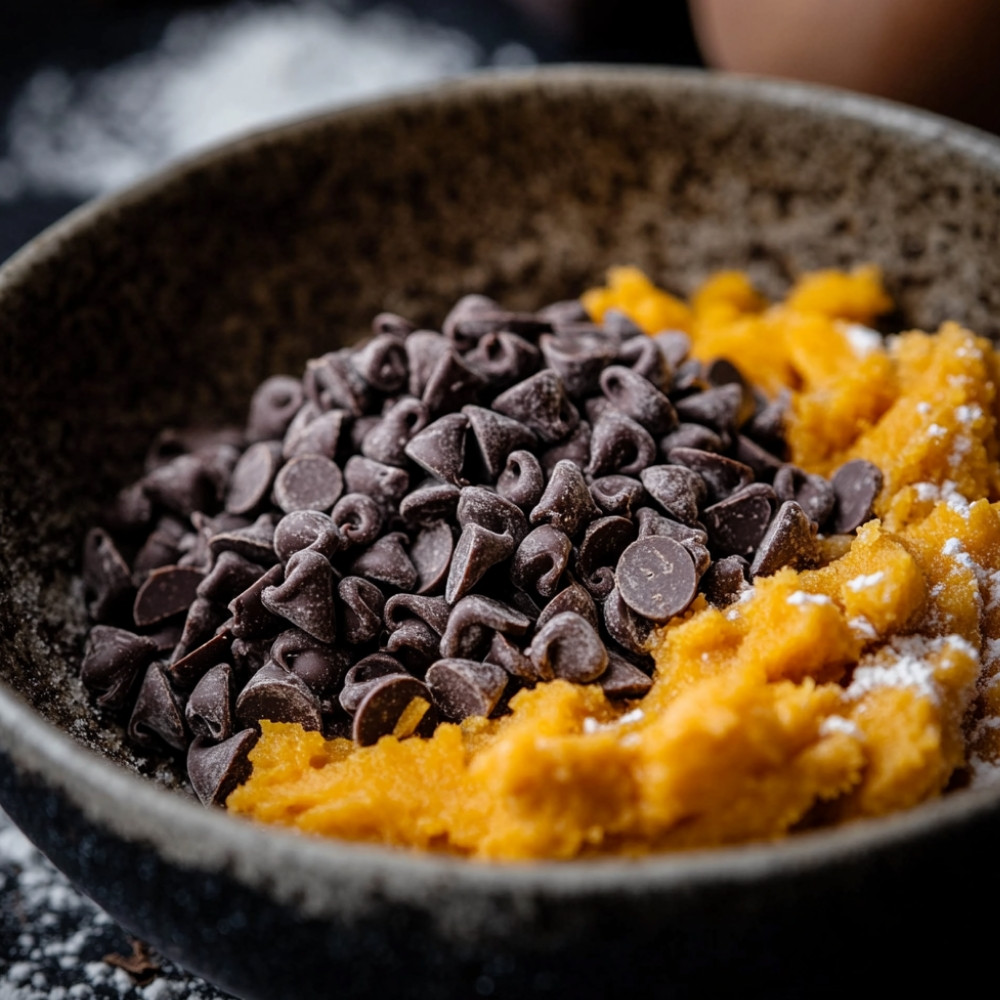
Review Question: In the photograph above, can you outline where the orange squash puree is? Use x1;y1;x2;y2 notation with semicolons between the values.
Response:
227;267;1000;859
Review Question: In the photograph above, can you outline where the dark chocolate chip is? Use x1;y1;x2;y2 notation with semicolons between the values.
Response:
830;459;883;533
351;532;419;592
597;651;654;699
260;549;337;643
463;331;540;388
426;659;508;720
457;487;527;546
674;383;744;433
750;500;820;577
590;475;648;518
615;536;699;623
536;581;600;632
230;635;272;675
361;397;429;467
128;663;188;751
530;460;602;540
81;626;158;710
496;450;546;512
442;293;501;342
600;365;677;435
527;611;608;683
404;413;469;487
339;653;407;712
273;509;341;563
409;521;454;595
142;454;215;518
168;631;232;689
653;330;691;369
399;481;461;526
439;595;531;659
247;376;304;443
235;661;323;731
587;411;657;478
463;405;537;482
337;576;385;645
539;420;592;476
373;312;416;339
492;369;580;444
445;523;516;604
304;350;372;416
701;486;775;558
282;409;348;462
272;455;344;513
701;554;750;607
774;465;836;527
83;528;134;623
733;434;783;482
538;331;616;397
617;335;670;390
385;619;442;671
270;629;347;696
405;330;451;398
640;465;705;526
660;423;724;455
196;550;267;604
538;299;589;326
172;597;229;665
578;516;638;599
185;663;234;742
351;334;408;393
667;447;753;504
133;522;185;582
485;632;537;682
421;349;486;414
634;507;708;545
602;308;644;341
133;566;205;627
602;586;653;655
744;392;789;456
228;563;284;640
187;730;258;807
343;455;410;508
511;525;573;599
331;493;384;548
384;593;451;636
352;674;437;746
209;514;278;566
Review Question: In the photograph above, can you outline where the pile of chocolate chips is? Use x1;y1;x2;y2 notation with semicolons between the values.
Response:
80;293;883;807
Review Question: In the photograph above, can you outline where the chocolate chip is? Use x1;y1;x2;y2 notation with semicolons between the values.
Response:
602;586;653;655
168;631;232;689
270;629;347;696
83;528;134;623
282;409;348;462
701;485;775;558
530;460;601;540
635;507;708;545
426;659;508;720
527;612;608;683
260;549;337;643
701;554;750;607
653;330;691;369
615;536;699;624
463;331;540;387
404;412;469;487
409;521;454;595
235;661;323;731
352;674;437;746
511;525;573;599
187;730;259;807
331;493;384;548
228;563;284;640
81;626;158;710
128;663;188;751
744;392;789;456
399;481;460;527
457;487;527;545
133;566;205;627
590;475;648;517
133;521;185;582
247;376;304;443
539;420;592;476
351;532;419;592
442;293;501;342
538;298;589;327
185;663;235;742
304;350;372;415
660;423;724;455
750;500;820;577
209;514;278;566
536;581;600;632
384;593;451;636
830;459;883;533
492;369;580;443
196;550;267;604
339;653;407;713
372;312;416;339
485;632;537;682
667;447;753;504
617;335;670;390
463;405;537;481
732;434;783;482
421;349;486;414
386;619;441;671
674;383;744;433
172;597;229;665
496;450;545;511
538;331;616;397
577;516;637;599
405;330;451;398
142;454;215;518
361;397;429;467
337;576;385;645
343;456;409;508
439;594;531;659
351;334;408;393
773;465;836;527
445;522;517;605
273;509;341;563
587;411;657;478
597;651;653;699
272;454;344;513
640;465;705;526
600;365;677;435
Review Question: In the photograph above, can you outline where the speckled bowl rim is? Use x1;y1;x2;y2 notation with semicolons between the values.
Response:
4;65;1000;914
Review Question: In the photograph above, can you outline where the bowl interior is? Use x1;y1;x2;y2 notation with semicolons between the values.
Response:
3;65;1000;795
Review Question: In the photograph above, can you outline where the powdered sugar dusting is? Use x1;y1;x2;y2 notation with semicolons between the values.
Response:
786;591;832;607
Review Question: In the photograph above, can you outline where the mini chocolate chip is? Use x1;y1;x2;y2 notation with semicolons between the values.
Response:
528;612;608;683
247;375;304;442
404;412;469;487
261;549;337;643
439;594;532;659
352;674;437;746
283;409;348;462
538;331;616;397
128;663;188;751
463;405;537;481
530;460;602;540
168;631;232;689
187;730;258;807
587;411;657;478
640;465;705;526
539;420;592;475
270;629;347;696
445;523;516;604
209;513;278;565
660;423;724;455
496;450;546;511
590;475;648;517
421;349;486;414
409;521;454;595
361;397;429;467
142;454;215;518
331;493;384;548
83;528;134;623
185;663;234;742
399;481;461;526
81;626;158;710
351;532;419;592
228;563;284;640
536;581;600;632
337;576;385;645
196;551;267;604
830;459;883;533
667;447;754;504
486;632;537;682
339;653;407;712
615;536;699;623
701;554;750;607
492;369;580;443
351;334;408;393
701;485;775;558
751;500;820;577
463;331;540;388
773;465;836;527
511;525;573;599
603;586;653;655
600;365;677;435
426;659;508;720
597;651;653;699
133;566;205;627
674;383;744;433
273;509;341;564
236;661;323;731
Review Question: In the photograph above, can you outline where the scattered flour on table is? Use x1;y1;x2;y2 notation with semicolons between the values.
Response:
0;0;535;202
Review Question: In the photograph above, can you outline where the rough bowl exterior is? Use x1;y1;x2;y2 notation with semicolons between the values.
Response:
2;67;1000;997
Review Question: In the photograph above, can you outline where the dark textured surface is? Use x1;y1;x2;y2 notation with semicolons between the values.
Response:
4;68;1000;997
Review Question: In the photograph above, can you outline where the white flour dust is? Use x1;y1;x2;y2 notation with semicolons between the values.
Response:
0;0;534;202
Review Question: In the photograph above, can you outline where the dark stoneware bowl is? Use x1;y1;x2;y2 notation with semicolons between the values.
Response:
3;67;1000;998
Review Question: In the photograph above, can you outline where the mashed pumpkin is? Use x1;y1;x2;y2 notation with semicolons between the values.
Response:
227;266;1000;859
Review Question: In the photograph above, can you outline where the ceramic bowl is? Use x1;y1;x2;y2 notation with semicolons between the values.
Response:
3;67;1000;998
